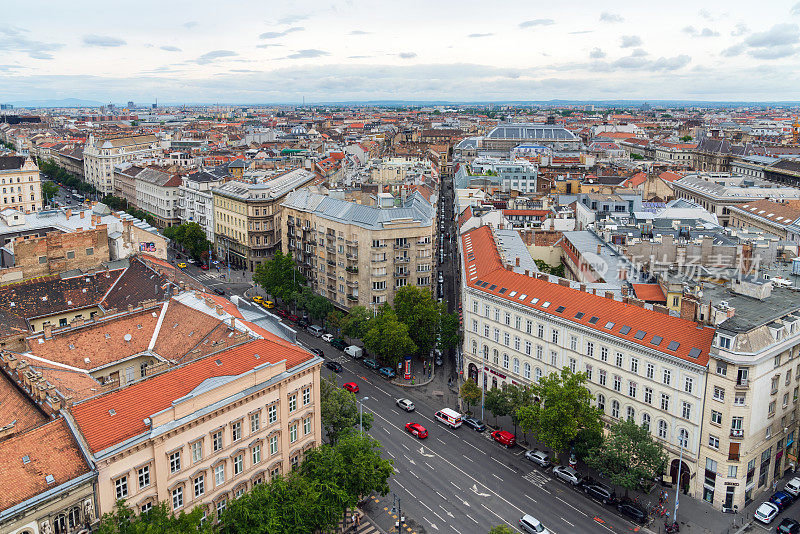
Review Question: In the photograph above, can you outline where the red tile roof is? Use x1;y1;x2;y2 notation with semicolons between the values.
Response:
71;338;315;453
0;371;48;432
0;418;92;511
502;209;549;219
631;283;666;303
462;226;714;366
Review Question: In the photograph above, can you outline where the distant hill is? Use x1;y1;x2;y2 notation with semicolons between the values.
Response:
7;98;105;108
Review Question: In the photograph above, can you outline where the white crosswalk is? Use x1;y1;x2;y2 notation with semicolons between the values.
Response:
524;470;550;488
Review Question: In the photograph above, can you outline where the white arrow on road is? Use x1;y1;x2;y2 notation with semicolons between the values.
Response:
419;446;435;458
471;484;490;497
429;523;439;531
408;458;416;465
439;505;454;518
453;494;470;507
393;466;399;474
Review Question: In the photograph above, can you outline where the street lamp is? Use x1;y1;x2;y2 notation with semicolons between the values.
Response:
359;396;369;433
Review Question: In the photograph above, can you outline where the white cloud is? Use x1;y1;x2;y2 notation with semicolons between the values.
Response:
82;35;126;47
259;27;304;39
599;12;623;23
468;33;494;38
519;19;554;29
589;48;606;59
286;49;329;59
0;25;63;59
620;35;642;48
160;46;181;52
398;52;417;59
193;50;237;64
682;26;720;37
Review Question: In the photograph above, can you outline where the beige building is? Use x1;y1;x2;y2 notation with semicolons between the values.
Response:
281;189;435;311
727;199;800;240
83;134;160;195
213;169;316;272
0;156;42;214
135;168;181;229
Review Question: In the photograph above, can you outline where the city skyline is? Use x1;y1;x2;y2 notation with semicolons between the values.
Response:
3;0;800;103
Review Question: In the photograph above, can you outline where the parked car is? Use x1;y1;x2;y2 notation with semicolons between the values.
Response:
778;518;800;534
785;477;800;497
287;314;300;323
325;361;342;373
770;491;794;511
491;430;516;448
178;262;187;269
524;450;551;468
275;308;288;318
405;422;428;439
754;502;780;524
321;333;333;343
553;465;582;486
344;345;363;359
331;339;348;350
297;319;310;329
252;295;264;304
307;325;324;337
463;417;486;432
342;382;359;393
584;481;617;505
362;358;380;370
310;348;324;358
200;263;209;270
396;398;415;412
617;501;648;524
379;367;396;379
213;288;225;295
519;514;550;534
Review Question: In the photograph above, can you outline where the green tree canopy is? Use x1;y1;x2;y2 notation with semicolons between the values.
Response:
505;384;534;438
41;181;59;204
252;250;306;302
586;418;668;493
440;311;460;352
325;309;344;335
320;375;372;443
163;222;212;260
392;286;440;357
460;378;482;414
363;305;416;367
517;368;602;458
342;306;372;340
97;500;211;534
484;386;512;426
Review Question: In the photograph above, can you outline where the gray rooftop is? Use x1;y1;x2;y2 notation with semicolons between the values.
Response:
705;282;800;333
213;168;316;201
486;123;577;141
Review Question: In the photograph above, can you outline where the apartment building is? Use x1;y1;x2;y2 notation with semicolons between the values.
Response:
281;189;435;311
727;199;800;240
213;169;316;272
460;225;716;494
113;163;145;207
698;278;800;511
135;168;181;228
470;157;538;194
179;167;231;242
83;134;160;195
0;156;42;213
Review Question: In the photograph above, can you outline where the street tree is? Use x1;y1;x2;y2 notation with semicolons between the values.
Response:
320;375;372;443
460;378;482;414
162;222;212;260
586;418;667;494
341;305;372;340
517;368;602;460
41;181;59;204
252;250;305;302
97;500;211;534
325;309;344;335
363;305;416;367
572;424;604;461
439;310;460;352
484;386;512;426
393;286;440;357
505;384;534;438
306;294;333;321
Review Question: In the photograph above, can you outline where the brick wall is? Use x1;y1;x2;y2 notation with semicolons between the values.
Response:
14;227;110;278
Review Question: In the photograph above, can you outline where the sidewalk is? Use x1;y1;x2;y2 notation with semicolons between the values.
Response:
327;506;385;534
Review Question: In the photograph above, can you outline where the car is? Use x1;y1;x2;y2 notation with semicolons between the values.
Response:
584;481;617;505
297;319;310;329
524;450;551;468
343;382;359;393
463;417;486;432
754;502;780;524
379;367;396;379
778;517;800;534
786;477;800;497
617;501;648;524
321;333;333;343
200;263;209;270
519;514;550;534
770;491;794;511
362;358;380;370
307;325;324;337
213;288;225;295
262;300;275;309
287;314;300;323
275;308;288;318
405;422;428;439
252;295;264;304
553;465;583;486
325;361;342;373
396;398;415;412
491;430;516;448
178;262;187;269
331;338;348;350
310;348;324;357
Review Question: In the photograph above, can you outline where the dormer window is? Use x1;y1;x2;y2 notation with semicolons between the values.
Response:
717;335;732;350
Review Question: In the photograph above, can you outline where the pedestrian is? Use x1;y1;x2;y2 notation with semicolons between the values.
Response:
774;479;779;492
356;514;361;526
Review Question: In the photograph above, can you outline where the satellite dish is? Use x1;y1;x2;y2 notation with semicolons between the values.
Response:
123;334;132;342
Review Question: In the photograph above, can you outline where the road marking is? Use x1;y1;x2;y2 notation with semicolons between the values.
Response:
491;456;515;472
562;519;574;527
432;511;445;522
372;385;389;396
411;471;419;479
393;480;417;499
436;491;446;500
479;503;521;532
462;454;473;463
462;440;486;454
465;514;478;524
401;443;410;451
384;427;390;434
425;462;435;471
436;438;447;445
492;473;503;481
556;496;587;517
525;495;537;504
387;451;395;458
420;501;433;512
450;481;462;491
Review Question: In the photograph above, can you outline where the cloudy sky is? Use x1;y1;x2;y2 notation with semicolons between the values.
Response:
3;0;800;104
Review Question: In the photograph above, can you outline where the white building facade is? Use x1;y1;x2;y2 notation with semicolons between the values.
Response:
83;134;160;195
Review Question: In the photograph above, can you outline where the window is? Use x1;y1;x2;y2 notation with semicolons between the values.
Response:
115;476;128;499
769;401;776;416
194;475;205;497
613;375;621;392
212;431;223;452
537;324;544;338
494;308;500;322
536;345;543;360
615;352;623;368
85;247;94;256
526;320;532;334
678;429;689;448
290;424;298;443
233;454;243;475
600;347;608;362
663;369;671;386
775;354;781;368
214;464;225;486
713;387;725;401
598;369;607;386
302;387;311;406
472;320;478;333
231;421;242;442
190;440;203;463
630;357;639;374
484;305;490;318
642;413;651;431
597;394;605;411
494;329;500;342
172;487;183;510
253;444;262;465
473;300;479;313
587;342;594;357
551;329;559;344
734;393;746;406
629;381;637;398
684;377;693;394
718;335;731;349
216;499;227;516
523;362;531;379
142;502;152;514
585;364;593;381
711;410;722;425
304;417;312;435
646;363;655;380
569;358;576;373
250;412;260;433
658;420;668;439
682;401;692;420
728;465;738;478
535;367;542;382
169;451;181;473
525;341;532;355
289;394;297;412
514;336;520;351
269;435;278;455
484;325;490;337
717;362;728;376
504;312;511;325
661;393;670;411
503;332;510;346
138;465;150;489
570;336;578;351
550;351;558;367
611;400;620;419
515;316;521;329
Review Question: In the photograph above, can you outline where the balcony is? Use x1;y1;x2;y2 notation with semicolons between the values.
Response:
326;245;336;253
372;257;386;263
393;243;410;249
346;239;358;246
372;243;387;249
346;252;358;259
326;260;336;267
345;266;358;274
394;256;410;264
394;271;409;278
347;294;358;302
735;379;749;390
416;240;430;246
346;280;358;288
730;428;744;439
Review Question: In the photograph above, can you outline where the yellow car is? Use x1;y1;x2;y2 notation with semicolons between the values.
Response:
262;300;275;309
178;262;187;269
253;295;264;304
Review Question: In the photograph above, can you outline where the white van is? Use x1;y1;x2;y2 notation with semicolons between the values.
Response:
344;345;363;359
435;408;463;429
307;325;324;337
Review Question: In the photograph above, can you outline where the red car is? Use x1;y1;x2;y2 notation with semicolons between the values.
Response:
200;264;209;270
287;314;300;323
491;430;516;448
405;422;428;439
343;382;359;393
275;309;288;318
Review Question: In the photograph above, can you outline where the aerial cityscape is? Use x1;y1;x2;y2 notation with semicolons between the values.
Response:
3;1;800;534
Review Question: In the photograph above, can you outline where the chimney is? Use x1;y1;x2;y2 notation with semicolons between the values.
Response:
605;291;614;300
65;208;72;219
621;286;629;296
43;324;53;339
558;279;570;287
229;317;236;331
597;244;602;254
80;210;85;219
515;257;520;267
215;305;225;315
654;304;670;315
580;284;586;292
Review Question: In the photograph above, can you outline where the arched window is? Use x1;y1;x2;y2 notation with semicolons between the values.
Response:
678;428;689;448
626;406;635;422
534;367;543;382
523;362;531;379
68;506;82;529
53;514;67;534
641;413;651;432
611;400;620;419
472;340;477;354
483;345;489;360
658;420;668;439
597;394;605;412
502;353;509;370
493;349;499;365
513;358;520;375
